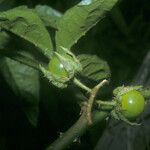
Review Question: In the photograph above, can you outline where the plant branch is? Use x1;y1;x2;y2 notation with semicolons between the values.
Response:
73;78;91;93
96;100;116;110
45;110;108;150
86;79;109;124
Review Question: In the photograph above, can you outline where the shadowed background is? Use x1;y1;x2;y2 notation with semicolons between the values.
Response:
0;0;150;150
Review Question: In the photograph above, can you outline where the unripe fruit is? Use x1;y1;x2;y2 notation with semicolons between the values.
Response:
48;56;68;78
120;90;145;119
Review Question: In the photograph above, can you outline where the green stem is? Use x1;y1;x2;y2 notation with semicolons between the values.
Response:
45;110;108;150
96;100;116;106
96;100;116;110
73;78;91;93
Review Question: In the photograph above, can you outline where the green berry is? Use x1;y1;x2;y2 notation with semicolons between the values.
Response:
121;90;145;119
48;56;68;78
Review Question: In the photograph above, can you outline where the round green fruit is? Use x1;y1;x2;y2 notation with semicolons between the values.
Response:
48;56;68;78
120;90;145;119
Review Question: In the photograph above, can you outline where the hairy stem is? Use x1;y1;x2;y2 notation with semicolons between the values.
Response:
45;110;108;150
73;78;91;93
96;100;116;110
96;100;116;106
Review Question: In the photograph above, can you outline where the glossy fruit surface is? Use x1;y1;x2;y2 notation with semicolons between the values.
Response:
48;56;68;78
120;90;145;119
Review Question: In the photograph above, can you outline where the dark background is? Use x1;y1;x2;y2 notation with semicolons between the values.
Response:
0;0;150;150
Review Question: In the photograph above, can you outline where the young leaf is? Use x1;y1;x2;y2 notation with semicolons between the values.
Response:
56;0;118;51
0;6;53;59
0;56;40;127
77;54;111;81
35;5;62;29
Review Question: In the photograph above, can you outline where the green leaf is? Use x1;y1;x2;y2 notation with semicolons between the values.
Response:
35;5;62;29
56;0;118;51
77;54;111;81
0;6;53;59
0;31;10;49
0;56;40;127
